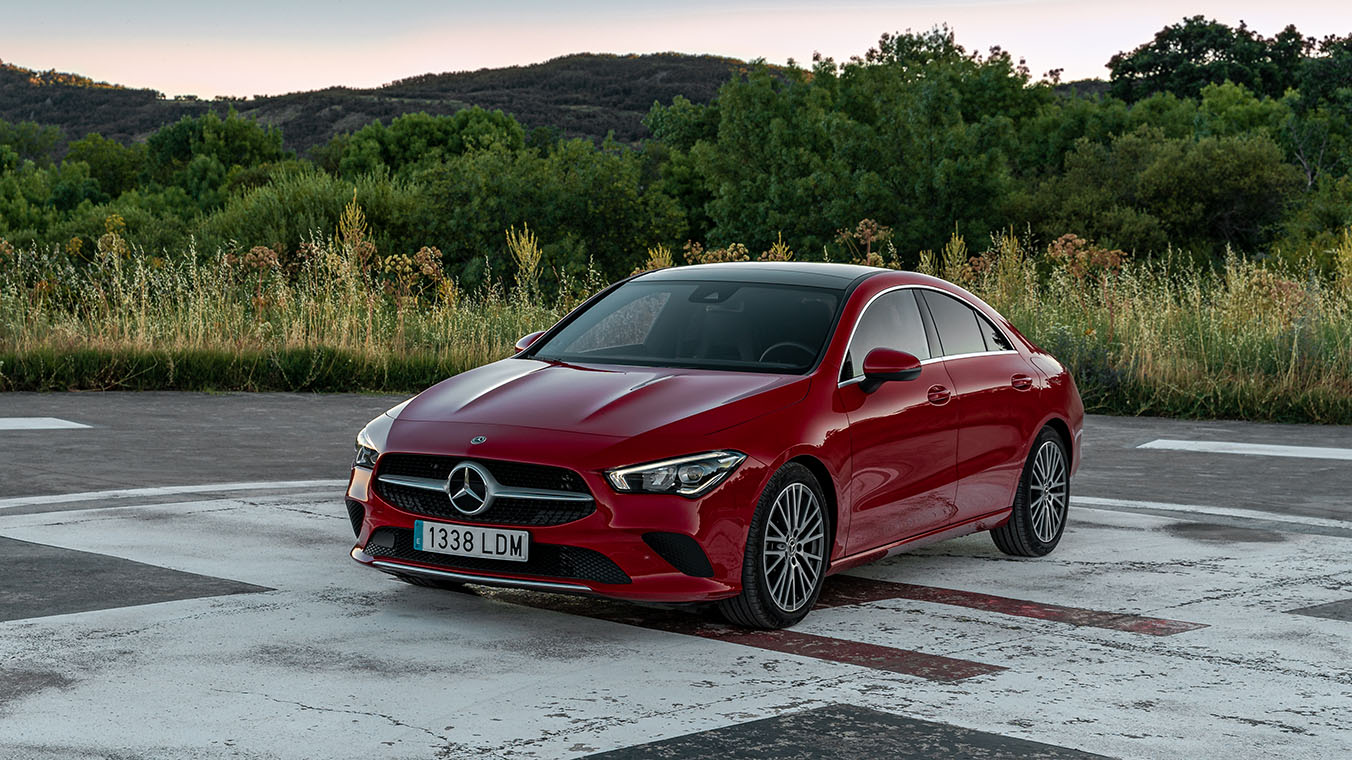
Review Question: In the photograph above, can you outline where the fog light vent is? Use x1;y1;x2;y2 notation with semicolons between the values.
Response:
345;499;365;537
642;532;714;578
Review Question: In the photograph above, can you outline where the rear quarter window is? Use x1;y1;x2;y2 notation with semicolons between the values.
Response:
921;291;989;356
978;314;1013;351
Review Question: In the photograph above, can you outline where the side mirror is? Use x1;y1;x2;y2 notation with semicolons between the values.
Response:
514;330;546;354
860;348;922;393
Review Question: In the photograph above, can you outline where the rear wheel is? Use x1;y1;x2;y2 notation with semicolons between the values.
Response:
992;427;1070;556
718;463;829;629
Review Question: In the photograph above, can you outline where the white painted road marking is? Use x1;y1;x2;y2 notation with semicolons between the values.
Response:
0;480;349;511
0;417;91;430
1074;495;1352;531
1138;438;1352;461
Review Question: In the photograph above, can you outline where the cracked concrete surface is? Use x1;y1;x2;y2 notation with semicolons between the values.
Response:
0;492;1347;758
0;394;1348;759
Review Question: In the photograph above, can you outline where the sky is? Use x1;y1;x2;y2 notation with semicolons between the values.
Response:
2;1;1349;98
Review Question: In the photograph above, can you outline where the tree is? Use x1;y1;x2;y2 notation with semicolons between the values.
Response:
684;29;1041;258
48;160;106;211
1138;133;1303;252
1274;174;1352;270
331;108;526;179
1030;127;1302;256
144;110;289;209
1108;17;1312;102
199;166;423;259
644;95;718;151
1280;102;1352;187
66;133;146;198
1013;94;1130;177
1296;34;1352;107
0;119;62;166
413;139;684;284
1195;82;1288;138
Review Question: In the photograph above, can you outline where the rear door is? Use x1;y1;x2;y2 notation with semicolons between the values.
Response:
839;289;959;553
919;290;1040;520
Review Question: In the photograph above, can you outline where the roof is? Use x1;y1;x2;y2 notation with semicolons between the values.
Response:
635;262;884;289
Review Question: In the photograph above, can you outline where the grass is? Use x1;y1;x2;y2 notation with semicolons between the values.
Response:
937;231;1352;424
2;224;1350;424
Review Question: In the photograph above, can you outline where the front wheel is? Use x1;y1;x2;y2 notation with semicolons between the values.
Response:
992;426;1070;556
717;462;830;629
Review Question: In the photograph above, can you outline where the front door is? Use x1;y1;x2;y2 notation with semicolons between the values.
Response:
839;289;959;554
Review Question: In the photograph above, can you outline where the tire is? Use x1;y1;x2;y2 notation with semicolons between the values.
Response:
717;462;830;629
992;426;1070;557
396;573;469;592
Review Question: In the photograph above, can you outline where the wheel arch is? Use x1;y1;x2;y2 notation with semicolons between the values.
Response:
787;454;839;556
1042;416;1074;470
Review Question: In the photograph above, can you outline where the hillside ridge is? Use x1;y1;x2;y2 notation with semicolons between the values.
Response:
0;52;746;150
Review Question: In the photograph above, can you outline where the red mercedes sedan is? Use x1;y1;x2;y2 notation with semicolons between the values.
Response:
347;262;1083;628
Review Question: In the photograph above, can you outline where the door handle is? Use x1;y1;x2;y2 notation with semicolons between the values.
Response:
1011;374;1034;391
927;385;952;405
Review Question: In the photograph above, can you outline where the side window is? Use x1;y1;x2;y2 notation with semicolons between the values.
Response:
842;290;930;381
921;291;988;356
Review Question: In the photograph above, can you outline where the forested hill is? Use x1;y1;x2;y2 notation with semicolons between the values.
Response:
0;53;744;150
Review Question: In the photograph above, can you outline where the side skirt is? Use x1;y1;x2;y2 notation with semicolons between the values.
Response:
826;507;1012;575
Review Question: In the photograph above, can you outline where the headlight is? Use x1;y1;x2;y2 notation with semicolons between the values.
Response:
353;442;379;470
353;424;380;469
353;404;401;470
606;451;746;497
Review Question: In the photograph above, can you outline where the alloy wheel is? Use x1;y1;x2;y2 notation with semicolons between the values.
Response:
762;482;826;613
1029;440;1068;543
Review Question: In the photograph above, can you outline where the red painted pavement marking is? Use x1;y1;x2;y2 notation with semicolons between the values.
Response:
818;575;1207;636
699;628;1005;682
485;589;1005;682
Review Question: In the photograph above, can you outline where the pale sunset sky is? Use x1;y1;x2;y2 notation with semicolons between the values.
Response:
3;0;1349;97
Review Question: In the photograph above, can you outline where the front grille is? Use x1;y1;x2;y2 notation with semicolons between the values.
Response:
379;454;586;491
374;454;595;526
365;527;630;585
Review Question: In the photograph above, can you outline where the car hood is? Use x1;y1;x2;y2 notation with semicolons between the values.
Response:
395;358;810;439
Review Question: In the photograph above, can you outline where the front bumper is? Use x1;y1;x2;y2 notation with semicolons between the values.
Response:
346;456;766;603
351;546;601;594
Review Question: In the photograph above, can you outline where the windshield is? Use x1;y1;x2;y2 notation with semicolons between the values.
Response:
529;280;842;373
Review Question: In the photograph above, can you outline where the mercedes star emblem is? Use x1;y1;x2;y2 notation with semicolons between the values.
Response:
445;461;495;515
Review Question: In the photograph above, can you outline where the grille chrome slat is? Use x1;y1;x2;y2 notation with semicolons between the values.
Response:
376;473;593;502
377;474;445;491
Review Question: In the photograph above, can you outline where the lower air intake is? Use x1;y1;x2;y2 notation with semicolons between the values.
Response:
642;532;714;578
345;499;365;537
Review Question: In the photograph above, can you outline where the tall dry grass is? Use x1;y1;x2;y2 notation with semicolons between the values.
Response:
933;230;1352;422
0;206;573;391
1;221;1349;422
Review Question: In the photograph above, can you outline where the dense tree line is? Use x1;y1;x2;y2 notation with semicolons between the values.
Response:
2;20;1350;286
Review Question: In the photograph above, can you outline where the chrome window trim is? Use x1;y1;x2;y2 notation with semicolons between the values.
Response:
836;284;1018;388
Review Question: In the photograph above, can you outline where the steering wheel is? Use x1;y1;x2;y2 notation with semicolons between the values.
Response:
759;341;816;365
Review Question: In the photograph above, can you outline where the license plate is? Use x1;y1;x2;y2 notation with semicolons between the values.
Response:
414;520;529;562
